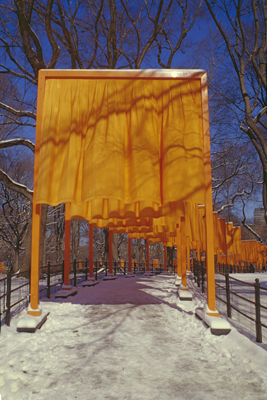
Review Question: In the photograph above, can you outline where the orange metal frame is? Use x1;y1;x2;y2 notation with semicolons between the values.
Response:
29;69;216;316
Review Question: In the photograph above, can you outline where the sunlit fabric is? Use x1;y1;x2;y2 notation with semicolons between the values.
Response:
241;240;258;264
110;225;154;234
185;202;200;246
232;227;241;261
129;231;175;242
226;223;234;257
36;78;205;220
69;199;185;222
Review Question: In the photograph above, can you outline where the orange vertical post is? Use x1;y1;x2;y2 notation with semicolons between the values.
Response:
176;223;182;278
29;203;41;315
181;217;187;288
201;73;218;316
109;230;113;274
128;236;132;273
63;202;71;287
28;71;46;316
89;223;94;279
164;243;167;272
186;236;190;272
185;202;191;272
195;204;201;262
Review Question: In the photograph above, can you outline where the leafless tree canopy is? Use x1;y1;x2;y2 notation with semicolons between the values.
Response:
204;0;267;224
0;0;267;267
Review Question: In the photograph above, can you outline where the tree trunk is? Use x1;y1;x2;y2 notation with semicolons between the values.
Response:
21;212;32;278
72;219;78;260
14;247;19;273
112;233;118;261
138;239;144;263
104;228;109;261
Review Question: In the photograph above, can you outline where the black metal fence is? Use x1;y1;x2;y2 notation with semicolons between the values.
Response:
192;259;267;343
216;262;265;274
0;270;30;329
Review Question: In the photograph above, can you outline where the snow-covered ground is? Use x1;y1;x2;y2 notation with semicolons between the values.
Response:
214;273;267;344
1;274;267;400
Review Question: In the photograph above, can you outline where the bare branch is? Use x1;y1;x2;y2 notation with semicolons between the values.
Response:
0;102;36;120
0;169;33;201
0;138;35;153
241;198;263;243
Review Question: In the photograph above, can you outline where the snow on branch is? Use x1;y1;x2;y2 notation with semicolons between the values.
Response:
253;106;267;124
0;138;35;153
215;186;253;215
0;169;33;201
241;198;263;243
0;102;36;120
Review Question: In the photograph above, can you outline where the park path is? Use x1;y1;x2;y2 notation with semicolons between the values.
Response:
0;274;267;400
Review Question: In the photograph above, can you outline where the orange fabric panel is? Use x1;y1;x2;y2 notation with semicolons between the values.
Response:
226;223;234;255
261;244;267;262
185;202;197;244
70;198;185;220
232;227;241;258
241;241;248;262
241;240;258;263
36;78;205;220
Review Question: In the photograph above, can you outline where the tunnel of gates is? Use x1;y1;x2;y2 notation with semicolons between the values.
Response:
28;68;217;318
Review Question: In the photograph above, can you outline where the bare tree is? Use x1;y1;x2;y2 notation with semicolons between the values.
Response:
0;0;203;270
204;0;267;222
0;150;33;272
0;184;30;272
45;204;65;264
212;139;260;220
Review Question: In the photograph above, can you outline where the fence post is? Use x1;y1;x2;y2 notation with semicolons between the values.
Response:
255;278;262;343
73;259;77;287
47;261;51;299
201;264;205;293
105;261;108;276
6;271;11;326
114;261;116;276
225;271;231;318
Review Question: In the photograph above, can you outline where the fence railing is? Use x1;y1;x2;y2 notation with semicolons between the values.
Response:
0;270;30;330
192;259;267;344
215;261;266;274
0;259;175;329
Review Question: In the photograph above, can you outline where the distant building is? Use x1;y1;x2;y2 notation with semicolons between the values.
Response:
254;207;265;226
